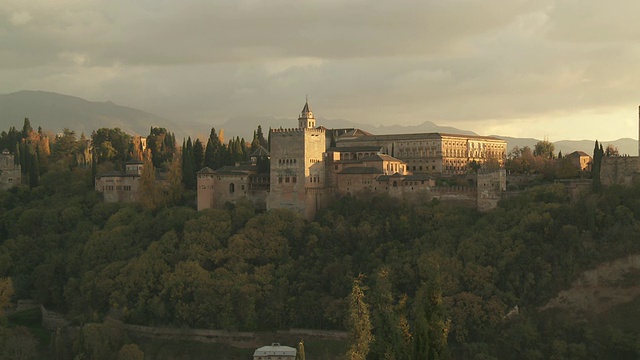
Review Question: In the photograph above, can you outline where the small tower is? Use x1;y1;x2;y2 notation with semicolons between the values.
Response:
298;97;316;129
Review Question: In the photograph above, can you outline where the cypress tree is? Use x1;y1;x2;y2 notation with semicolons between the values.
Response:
204;138;214;169
193;139;205;170
182;138;196;190
257;125;268;148
592;140;603;191
347;275;373;360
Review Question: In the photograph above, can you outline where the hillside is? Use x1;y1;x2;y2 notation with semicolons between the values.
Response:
0;90;178;137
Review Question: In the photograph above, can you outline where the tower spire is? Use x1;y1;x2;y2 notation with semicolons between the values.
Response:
298;97;315;129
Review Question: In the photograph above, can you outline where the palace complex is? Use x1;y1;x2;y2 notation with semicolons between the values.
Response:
197;100;508;219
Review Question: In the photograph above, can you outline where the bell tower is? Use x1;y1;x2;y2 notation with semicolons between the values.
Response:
298;97;316;129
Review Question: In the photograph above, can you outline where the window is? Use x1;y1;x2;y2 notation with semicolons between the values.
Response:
278;177;283;183
285;177;290;183
292;176;297;183
229;183;235;193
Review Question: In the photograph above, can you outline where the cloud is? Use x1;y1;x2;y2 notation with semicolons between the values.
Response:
9;11;32;26
0;0;639;142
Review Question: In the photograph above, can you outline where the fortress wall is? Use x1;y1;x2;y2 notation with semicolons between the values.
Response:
212;174;252;206
477;170;506;212
601;156;640;186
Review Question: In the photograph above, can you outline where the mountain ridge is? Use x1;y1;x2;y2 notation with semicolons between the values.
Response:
1;90;635;155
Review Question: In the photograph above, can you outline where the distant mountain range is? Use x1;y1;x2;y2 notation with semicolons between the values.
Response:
1;90;636;156
0;90;177;137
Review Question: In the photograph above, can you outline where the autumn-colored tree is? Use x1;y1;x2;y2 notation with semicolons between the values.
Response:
604;144;619;157
166;150;184;205
533;140;555;159
0;277;14;316
118;344;144;360
296;340;306;360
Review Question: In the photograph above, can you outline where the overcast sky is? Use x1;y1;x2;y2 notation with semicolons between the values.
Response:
1;0;639;141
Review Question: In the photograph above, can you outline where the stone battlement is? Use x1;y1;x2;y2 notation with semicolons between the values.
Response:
271;127;325;134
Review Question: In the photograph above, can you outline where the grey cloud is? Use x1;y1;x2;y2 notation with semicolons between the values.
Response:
1;0;639;141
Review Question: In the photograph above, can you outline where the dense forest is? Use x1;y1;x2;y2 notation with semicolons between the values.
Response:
0;119;639;359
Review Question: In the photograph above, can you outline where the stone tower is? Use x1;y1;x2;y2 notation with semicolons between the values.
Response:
268;100;326;219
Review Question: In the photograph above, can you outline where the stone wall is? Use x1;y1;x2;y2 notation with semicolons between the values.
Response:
41;306;70;330
429;186;477;207
601;156;640;186
276;328;347;341
477;169;506;212
95;175;141;203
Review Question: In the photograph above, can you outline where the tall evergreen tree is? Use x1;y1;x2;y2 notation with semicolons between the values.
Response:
140;149;160;210
592;140;603;191
412;281;449;360
256;125;267;148
22;118;33;138
27;145;39;188
369;268;411;360
182;138;196;190
204;138;216;170
193;139;205;170
347;276;373;360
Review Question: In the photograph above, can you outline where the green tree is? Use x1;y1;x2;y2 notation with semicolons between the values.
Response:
193;138;205;170
21;118;32;138
534;140;555;159
347;275;373;360
592;140;604;191
369;268;411;360
182;138;196;190
412;281;449;360
91;128;132;168
140;149;160;210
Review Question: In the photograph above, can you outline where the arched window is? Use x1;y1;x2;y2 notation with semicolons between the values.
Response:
229;183;235;193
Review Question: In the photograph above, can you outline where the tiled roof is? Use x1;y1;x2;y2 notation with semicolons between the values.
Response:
361;154;403;162
338;167;384;175
250;145;270;157
327;146;383;152
196;167;215;174
338;132;505;142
